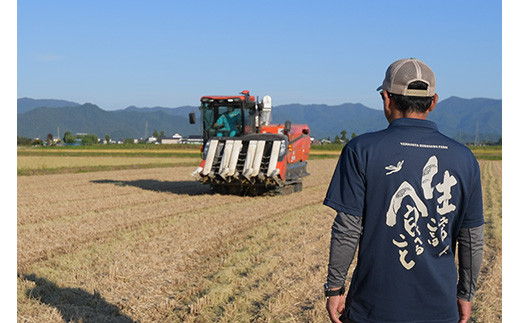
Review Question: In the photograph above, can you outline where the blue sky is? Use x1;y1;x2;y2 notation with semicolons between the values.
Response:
18;1;501;111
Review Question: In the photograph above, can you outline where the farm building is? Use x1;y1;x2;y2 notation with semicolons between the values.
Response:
161;133;182;144
182;135;203;145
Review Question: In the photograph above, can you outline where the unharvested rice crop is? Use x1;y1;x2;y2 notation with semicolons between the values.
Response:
17;157;501;322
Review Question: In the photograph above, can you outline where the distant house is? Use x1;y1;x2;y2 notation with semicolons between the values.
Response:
161;133;183;144
183;135;204;145
161;138;177;144
146;136;157;143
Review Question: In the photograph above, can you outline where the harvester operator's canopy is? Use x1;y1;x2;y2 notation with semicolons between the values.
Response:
214;107;241;137
200;91;258;139
200;100;253;138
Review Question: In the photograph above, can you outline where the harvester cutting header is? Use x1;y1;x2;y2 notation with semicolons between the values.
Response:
190;90;311;195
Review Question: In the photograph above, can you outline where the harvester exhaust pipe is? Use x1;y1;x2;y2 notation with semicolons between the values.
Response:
284;120;291;134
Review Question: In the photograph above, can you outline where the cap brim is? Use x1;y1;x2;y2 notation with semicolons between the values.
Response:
376;85;383;92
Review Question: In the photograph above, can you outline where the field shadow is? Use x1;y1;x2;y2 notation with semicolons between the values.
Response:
21;273;136;323
91;179;211;195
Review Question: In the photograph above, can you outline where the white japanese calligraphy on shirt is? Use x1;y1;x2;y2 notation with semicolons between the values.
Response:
386;155;458;270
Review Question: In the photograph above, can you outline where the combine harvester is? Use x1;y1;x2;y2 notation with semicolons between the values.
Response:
190;90;311;195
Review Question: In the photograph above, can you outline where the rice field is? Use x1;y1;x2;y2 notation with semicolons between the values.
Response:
16;147;502;322
17;155;199;174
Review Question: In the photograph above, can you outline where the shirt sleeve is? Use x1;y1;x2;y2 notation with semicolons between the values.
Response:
457;225;485;301
461;160;484;228
327;212;363;288
323;144;366;217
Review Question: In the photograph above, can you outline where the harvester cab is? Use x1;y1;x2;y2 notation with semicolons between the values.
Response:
190;90;311;195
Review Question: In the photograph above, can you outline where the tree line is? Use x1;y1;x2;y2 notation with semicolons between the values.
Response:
17;129;171;146
326;130;357;144
17;131;99;146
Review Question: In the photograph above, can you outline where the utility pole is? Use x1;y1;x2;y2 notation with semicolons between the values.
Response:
474;121;479;146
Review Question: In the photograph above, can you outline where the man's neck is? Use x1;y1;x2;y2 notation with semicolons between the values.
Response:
387;111;429;123
401;111;428;120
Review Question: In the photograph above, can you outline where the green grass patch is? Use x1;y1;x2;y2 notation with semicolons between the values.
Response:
308;153;340;160
469;145;502;160
310;143;345;151
18;150;201;158
473;155;502;161
27;143;202;150
467;145;502;151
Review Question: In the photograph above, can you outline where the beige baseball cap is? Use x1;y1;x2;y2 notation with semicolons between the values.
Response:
377;58;436;97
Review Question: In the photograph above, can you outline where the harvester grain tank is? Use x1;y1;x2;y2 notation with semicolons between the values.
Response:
190;90;311;195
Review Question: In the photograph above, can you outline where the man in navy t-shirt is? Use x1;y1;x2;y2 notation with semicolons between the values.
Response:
323;58;484;323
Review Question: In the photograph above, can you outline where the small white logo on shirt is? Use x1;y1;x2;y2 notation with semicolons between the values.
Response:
386;160;404;175
400;142;448;149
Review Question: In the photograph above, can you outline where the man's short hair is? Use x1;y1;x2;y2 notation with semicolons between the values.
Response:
391;81;434;114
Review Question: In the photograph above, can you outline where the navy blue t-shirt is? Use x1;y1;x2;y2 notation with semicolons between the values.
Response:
324;118;484;323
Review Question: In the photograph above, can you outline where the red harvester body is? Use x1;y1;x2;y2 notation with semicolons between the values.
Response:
190;90;311;195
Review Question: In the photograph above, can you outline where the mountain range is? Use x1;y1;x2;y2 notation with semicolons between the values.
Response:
17;97;502;143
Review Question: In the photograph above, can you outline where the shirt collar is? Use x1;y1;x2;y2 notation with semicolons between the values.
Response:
388;118;438;131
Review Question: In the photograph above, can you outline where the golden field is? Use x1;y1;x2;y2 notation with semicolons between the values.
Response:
18;155;199;170
17;148;502;322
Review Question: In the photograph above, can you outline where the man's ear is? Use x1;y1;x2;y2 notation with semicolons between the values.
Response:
428;94;438;113
382;91;392;118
